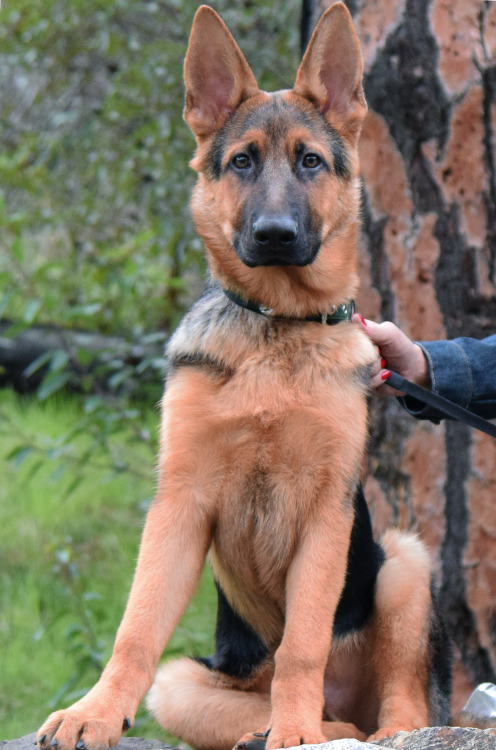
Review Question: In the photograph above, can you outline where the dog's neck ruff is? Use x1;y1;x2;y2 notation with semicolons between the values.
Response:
224;289;355;325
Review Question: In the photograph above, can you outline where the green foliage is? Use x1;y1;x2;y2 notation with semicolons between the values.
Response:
0;0;301;337
0;391;216;740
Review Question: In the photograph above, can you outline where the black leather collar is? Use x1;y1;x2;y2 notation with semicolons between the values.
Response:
224;289;355;325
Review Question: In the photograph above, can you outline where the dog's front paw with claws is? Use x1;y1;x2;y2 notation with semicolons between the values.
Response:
37;698;133;750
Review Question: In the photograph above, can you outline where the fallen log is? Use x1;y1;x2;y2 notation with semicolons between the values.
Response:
0;320;167;394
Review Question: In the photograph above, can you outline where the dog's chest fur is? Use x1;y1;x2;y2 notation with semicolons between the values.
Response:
163;285;376;644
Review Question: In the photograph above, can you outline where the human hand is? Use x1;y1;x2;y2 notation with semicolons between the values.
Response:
352;315;431;396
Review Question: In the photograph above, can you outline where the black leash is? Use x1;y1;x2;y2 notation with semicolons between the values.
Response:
386;370;496;439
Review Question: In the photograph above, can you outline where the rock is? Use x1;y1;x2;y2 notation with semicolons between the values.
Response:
0;736;176;750
293;726;496;749
5;728;496;750
290;741;377;750
374;725;496;748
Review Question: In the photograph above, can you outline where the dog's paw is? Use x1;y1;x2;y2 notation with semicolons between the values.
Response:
367;725;414;742
234;730;270;750
265;726;326;749
37;704;133;750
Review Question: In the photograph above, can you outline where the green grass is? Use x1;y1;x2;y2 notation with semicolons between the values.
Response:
0;389;216;741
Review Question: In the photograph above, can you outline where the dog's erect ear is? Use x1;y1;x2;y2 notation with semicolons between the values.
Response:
184;6;259;139
294;2;366;138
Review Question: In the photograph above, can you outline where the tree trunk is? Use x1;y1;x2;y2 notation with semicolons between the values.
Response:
304;0;496;715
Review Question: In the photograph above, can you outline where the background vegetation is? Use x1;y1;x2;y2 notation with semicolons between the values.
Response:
0;0;301;740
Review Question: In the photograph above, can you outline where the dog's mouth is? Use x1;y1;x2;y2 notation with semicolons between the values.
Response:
234;242;321;268
241;255;310;268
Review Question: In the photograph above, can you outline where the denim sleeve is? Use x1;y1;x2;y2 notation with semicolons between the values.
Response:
398;334;496;422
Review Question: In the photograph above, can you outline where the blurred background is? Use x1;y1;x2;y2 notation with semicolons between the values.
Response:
1;0;496;740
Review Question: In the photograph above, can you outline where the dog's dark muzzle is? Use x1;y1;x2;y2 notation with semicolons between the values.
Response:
236;213;318;267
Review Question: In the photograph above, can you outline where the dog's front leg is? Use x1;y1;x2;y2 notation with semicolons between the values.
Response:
38;487;212;750
267;505;354;750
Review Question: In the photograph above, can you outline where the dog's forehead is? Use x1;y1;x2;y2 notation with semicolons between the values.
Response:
226;93;337;149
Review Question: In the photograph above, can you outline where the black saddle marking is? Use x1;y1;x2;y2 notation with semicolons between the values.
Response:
333;483;385;636
196;581;269;680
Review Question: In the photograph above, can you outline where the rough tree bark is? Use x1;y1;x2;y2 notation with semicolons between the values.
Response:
303;0;496;715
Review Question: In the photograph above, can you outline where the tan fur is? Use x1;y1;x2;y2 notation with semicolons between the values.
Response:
367;531;433;741
147;530;434;749
37;6;444;750
147;658;273;750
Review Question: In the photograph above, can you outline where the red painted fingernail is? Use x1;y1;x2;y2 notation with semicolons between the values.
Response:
381;357;386;368
381;370;391;380
358;314;367;326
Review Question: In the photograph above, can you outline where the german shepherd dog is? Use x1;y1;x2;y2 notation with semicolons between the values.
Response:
38;5;452;749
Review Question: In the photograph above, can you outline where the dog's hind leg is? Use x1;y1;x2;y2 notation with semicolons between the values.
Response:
147;657;272;750
366;529;451;742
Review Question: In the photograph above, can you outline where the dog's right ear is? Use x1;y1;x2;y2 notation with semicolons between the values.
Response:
184;6;259;139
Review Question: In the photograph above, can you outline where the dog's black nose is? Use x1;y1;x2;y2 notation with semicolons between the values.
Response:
252;215;298;247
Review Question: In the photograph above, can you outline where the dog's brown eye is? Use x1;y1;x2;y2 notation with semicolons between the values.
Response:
232;154;251;169
302;153;321;168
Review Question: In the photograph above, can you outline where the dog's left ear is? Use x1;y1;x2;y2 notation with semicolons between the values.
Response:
184;5;259;139
294;2;366;140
